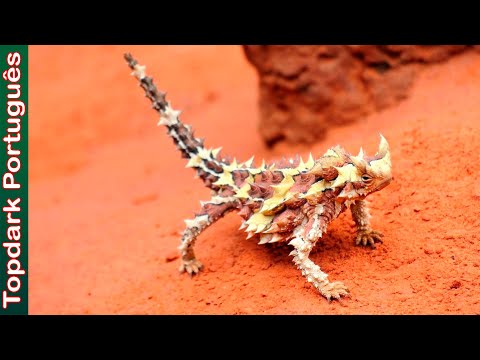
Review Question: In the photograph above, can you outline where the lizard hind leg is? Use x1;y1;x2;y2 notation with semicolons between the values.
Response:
178;196;237;276
288;211;349;301
289;236;349;301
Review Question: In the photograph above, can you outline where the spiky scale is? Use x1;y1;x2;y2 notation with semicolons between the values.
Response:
358;147;364;158
263;223;280;234
243;156;255;168
197;147;212;159
258;234;273;244
211;147;222;158
305;153;315;169
235;183;251;199
186;155;203;168
300;180;327;199
269;233;284;243
255;223;268;233
298;157;306;170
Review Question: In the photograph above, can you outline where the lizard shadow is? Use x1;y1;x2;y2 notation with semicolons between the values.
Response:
242;223;357;270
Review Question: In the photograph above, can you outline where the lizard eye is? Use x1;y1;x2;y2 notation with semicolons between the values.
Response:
361;174;372;183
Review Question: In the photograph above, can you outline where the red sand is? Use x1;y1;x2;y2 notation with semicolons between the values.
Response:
30;46;480;314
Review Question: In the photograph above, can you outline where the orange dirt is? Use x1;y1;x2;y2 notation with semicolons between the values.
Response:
30;46;480;314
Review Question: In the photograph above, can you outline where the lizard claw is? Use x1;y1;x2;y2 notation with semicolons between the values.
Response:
355;229;384;249
318;281;350;301
179;259;204;276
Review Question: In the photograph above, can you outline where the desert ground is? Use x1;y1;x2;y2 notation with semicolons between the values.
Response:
30;45;480;314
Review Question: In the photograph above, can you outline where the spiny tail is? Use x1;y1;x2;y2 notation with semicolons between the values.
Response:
124;53;227;190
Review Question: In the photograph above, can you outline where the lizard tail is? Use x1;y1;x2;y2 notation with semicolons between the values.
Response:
124;53;227;191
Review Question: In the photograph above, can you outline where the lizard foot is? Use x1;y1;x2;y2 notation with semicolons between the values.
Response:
179;259;204;276
317;281;350;301
355;229;384;249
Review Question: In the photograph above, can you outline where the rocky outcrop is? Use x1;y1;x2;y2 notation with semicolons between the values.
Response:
243;45;471;146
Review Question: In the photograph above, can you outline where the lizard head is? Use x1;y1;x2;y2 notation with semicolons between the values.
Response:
335;134;393;202
295;135;393;204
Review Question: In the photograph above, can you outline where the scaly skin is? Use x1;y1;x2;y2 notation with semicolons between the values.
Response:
124;54;393;301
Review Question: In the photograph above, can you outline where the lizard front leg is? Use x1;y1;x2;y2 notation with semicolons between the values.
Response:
179;197;237;275
288;210;349;301
350;199;384;248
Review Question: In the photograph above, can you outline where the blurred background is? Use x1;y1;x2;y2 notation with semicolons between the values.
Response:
30;46;260;181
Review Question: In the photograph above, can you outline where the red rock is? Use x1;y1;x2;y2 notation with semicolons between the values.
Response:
244;45;471;146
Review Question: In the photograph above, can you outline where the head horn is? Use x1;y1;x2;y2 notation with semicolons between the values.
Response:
376;134;389;158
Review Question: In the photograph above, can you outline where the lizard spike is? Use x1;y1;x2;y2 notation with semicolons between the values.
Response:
235;183;251;199
258;234;273;244
269;233;284;243
239;222;247;230
172;109;182;119
131;64;146;80
358;147;364;158
184;219;196;228
164;107;181;120
211;147;222;158
186;155;202;168
158;107;180;126
243;156;255;168
268;163;276;170
246;223;257;232
304;153;315;169
255;223;267;233
246;231;256;239
259;159;266;170
348;153;367;172
376;134;389;158
197;147;212;159
297;157;306;170
263;223;280;234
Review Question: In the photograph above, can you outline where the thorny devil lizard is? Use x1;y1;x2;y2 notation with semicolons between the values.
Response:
124;53;393;301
